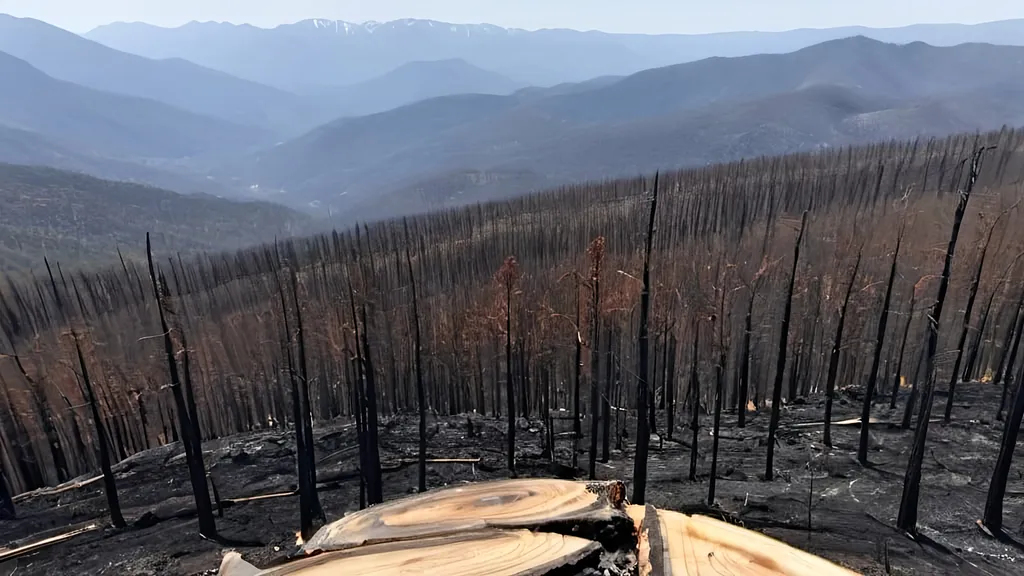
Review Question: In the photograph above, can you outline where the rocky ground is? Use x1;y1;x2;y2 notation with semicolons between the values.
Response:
1;382;1022;575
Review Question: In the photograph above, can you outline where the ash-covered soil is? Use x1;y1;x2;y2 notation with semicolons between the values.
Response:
1;382;1022;575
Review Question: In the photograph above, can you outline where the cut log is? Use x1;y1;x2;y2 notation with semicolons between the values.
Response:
0;524;100;563
302;479;632;554
654;510;859;575
223;530;601;576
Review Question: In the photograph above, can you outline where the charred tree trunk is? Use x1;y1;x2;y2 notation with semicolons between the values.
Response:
0;469;12;520
69;283;125;529
860;229;903;464
147;235;213;537
275;257;313;540
289;266;323;522
573;287;582;470
360;304;384;505
737;303;753;428
665;334;678;440
708;347;725;506
632;173;659;505
898;146;988;534
588;237;605;480
766;211;808;481
497;257;520;477
601;329;615;463
689;318;701;482
996;297;1024;421
824;250;862;448
944;216;1001;422
983;359;1024;534
891;292;917;410
404;220;428;493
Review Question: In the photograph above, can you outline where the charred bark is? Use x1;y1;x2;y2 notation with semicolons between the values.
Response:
632;173;659;505
766;211;808;481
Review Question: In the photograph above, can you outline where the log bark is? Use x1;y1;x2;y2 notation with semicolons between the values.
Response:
226;530;602;576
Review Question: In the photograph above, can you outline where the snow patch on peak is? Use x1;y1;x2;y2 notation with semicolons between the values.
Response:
364;21;381;33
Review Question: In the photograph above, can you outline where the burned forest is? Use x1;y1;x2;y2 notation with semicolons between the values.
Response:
3;128;1024;574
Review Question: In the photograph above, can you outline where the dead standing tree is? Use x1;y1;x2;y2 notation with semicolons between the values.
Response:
403;219;428;493
765;211;808;481
495;256;521;477
859;224;905;464
146;234;213;537
823;249;862;448
587;236;606;480
632;172;659;505
898;146;990;534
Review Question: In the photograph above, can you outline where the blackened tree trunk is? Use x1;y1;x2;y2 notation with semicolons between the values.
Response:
572;287;582;470
275;258;313;540
289;267;323;521
666;334;678;440
859;228;904;464
497;257;520;476
360;304;384;505
147;235;213;537
996;298;1024;421
944;216;1001;422
689;318;701;482
69;283;125;529
898;146;988;534
891;291;918;410
708;348;725;506
824;250;862;448
766;211;808;481
983;360;1024;534
404;220;428;493
601;329;615;463
0;469;13;520
632;173;659;505
588;237;605;480
737;304;753;428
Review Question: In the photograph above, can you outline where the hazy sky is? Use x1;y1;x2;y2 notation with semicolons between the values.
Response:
1;0;1021;34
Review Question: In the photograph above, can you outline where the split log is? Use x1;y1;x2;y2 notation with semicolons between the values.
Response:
221;530;601;576
0;524;99;563
302;479;632;554
652;510;859;575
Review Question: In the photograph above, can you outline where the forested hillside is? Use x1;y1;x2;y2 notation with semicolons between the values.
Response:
0;164;308;272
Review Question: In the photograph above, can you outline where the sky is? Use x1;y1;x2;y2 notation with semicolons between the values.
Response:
0;0;1021;34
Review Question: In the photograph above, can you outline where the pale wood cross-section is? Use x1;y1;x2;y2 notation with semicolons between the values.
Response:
301;478;628;554
654;509;859;576
226;530;601;576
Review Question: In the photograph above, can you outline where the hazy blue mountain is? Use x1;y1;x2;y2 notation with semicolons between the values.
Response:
0;50;268;160
0;124;237;195
306;58;525;118
213;37;1024;218
0;14;323;134
85;17;1024;90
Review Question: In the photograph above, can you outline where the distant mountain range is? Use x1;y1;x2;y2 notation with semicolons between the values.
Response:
213;37;1024;219
84;17;1024;89
4;13;1024;228
0;163;308;272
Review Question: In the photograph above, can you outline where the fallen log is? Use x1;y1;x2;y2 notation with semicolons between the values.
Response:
302;478;632;554
11;475;103;503
221;530;602;576
0;524;99;563
652;509;858;575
